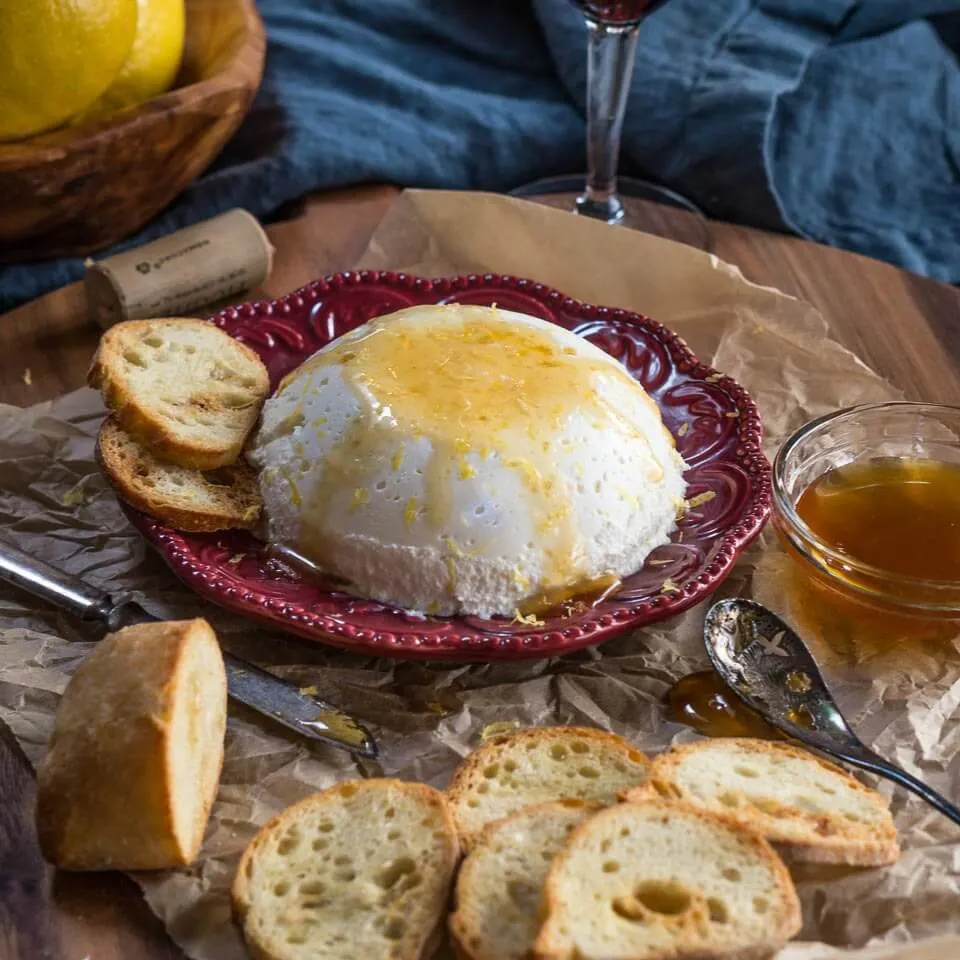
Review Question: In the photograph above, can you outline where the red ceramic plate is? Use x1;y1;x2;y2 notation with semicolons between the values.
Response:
125;272;771;661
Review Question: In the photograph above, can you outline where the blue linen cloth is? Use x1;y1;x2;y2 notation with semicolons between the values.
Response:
2;0;958;311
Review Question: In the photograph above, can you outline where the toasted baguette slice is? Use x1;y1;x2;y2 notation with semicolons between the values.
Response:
624;738;899;866
533;799;801;960
98;416;262;532
232;779;460;960
89;318;270;469
450;800;599;960
36;619;227;871
447;727;649;849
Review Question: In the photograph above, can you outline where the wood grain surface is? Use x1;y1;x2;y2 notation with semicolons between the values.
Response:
4;186;957;410
0;0;265;262
0;184;957;960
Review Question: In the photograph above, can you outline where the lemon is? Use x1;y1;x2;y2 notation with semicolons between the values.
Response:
0;0;138;141
78;0;185;122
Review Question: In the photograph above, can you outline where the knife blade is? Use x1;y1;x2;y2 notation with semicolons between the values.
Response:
0;539;378;759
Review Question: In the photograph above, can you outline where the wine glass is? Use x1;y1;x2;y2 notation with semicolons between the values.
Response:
513;0;711;249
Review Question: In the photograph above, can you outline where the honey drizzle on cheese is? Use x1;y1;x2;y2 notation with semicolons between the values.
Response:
279;305;674;593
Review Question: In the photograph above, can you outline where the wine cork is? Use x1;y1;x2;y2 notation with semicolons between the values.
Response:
84;209;274;328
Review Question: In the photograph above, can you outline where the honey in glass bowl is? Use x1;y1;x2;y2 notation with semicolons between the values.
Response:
773;403;960;651
795;458;960;587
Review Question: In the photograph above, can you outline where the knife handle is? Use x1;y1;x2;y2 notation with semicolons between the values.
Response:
0;537;379;757
0;539;121;624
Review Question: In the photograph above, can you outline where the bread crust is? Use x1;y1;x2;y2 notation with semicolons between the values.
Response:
232;779;461;960
35;618;227;871
97;416;262;532
446;726;650;850
623;738;900;867
88;317;270;469
532;798;802;960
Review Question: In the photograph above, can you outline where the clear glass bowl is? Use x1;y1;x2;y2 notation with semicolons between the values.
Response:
772;401;960;620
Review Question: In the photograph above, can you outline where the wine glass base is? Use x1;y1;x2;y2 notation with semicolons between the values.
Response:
509;175;713;252
575;191;625;225
511;174;703;215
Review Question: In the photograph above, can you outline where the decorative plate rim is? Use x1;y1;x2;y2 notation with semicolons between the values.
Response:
125;270;772;660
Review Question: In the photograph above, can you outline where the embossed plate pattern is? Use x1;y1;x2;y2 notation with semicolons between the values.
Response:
124;272;771;660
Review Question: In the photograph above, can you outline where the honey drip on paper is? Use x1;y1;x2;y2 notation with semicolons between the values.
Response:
795;457;960;585
283;305;673;591
666;671;781;740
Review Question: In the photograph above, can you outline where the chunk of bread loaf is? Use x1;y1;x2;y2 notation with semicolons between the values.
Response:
533;799;801;960
98;416;262;532
89;317;270;469
447;727;649;849
232;779;460;960
450;800;599;960
623;738;899;866
36;618;227;871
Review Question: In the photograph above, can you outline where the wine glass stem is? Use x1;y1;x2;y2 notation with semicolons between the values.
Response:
576;17;641;225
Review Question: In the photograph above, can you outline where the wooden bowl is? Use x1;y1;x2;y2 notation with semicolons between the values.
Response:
0;0;265;263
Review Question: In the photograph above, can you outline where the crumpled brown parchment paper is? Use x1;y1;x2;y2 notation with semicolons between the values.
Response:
1;190;957;960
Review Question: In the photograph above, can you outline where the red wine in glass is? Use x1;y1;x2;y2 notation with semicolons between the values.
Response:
576;0;669;25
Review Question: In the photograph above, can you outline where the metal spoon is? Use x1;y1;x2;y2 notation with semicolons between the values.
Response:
703;598;960;827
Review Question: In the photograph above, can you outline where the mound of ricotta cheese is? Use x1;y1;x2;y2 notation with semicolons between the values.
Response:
249;304;687;618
